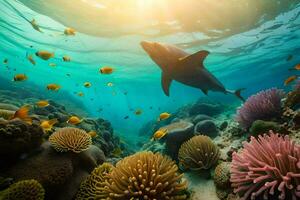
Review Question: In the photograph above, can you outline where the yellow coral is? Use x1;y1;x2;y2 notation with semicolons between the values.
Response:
0;179;45;200
101;151;188;200
75;163;114;200
178;135;220;170
49;127;92;153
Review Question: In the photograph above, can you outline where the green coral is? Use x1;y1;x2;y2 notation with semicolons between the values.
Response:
75;163;113;200
249;120;280;136
0;179;45;200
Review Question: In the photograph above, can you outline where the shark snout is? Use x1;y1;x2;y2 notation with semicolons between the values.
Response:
140;41;153;52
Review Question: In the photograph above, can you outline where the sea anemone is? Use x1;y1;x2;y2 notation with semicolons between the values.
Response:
0;179;45;200
235;88;284;129
75;163;113;200
102;151;188;199
230;131;300;200
49;127;92;153
178;135;220;171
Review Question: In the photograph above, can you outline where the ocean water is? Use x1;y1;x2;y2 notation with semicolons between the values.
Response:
0;1;300;199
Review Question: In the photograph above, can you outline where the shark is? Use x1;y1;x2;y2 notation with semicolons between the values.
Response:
140;41;245;101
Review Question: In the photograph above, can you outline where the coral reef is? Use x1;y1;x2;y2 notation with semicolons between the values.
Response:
194;119;218;138
102;151;188;199
214;162;231;189
178;135;220;171
231;131;300;200
49;127;92;153
235;88;284;129
249;120;281;137
75;163;113;200
0;179;45;200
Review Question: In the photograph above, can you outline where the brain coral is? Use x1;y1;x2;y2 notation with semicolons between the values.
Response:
231;131;300;200
102;151;188;200
235;88;284;129
49;127;92;153
178;135;220;171
0;179;45;200
75;162;113;200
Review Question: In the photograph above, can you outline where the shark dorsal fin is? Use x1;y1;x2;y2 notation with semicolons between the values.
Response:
178;50;210;68
161;72;172;96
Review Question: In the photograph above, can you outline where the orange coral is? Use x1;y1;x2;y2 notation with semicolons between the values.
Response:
49;127;92;153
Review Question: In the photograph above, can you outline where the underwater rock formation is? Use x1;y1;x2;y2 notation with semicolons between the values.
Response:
189;101;224;116
194;119;218;138
178;135;220;171
192;114;213;124
0;179;45;200
0;119;43;165
102;151;188;199
231;131;300;200
249;120;281;137
235;88;284;129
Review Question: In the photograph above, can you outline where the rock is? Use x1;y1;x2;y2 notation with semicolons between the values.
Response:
189;102;223;116
164;121;194;159
219;121;228;131
194;120;218;138
249;120;280;137
192;114;213;124
0;103;18;111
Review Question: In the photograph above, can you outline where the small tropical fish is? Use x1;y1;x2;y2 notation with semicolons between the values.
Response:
286;54;293;61
13;74;27;82
49;63;56;67
47;84;61;91
88;130;97;138
66;73;71;77
78;92;84;97
151;128;168;141
27;54;36;65
30;19;42;32
284;75;298;86
40;118;58;132
67;116;82;125
64;27;76;36
107;82;114;87
11;105;32;124
100;66;114;74
36;100;49;108
135;109;142;115
84;82;91;88
63;55;71;62
158;112;171;121
123;91;128;95
36;50;54;60
289;64;300;71
3;58;8;64
124;116;129;119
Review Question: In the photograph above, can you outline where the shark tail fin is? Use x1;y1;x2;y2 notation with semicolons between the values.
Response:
227;88;246;102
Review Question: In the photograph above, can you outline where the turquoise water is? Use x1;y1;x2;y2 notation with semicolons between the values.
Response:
0;0;300;138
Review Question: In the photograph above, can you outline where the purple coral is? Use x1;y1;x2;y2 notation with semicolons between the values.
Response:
235;88;284;129
230;131;300;200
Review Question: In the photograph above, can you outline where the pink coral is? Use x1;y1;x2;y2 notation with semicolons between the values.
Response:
230;131;300;200
235;88;284;129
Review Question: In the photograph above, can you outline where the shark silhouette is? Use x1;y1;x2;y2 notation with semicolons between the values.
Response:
140;41;245;101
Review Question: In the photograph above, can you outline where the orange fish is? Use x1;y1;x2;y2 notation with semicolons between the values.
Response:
36;100;49;107
63;55;71;62
30;19;42;32
100;66;114;74
64;27;76;36
88;130;97;138
40;118;58;132
289;64;300;71
151;128;168;141
284;75;298;86
11;105;32;124
27;54;36;65
49;63;56;67
67;116;82;125
13;74;27;82
36;50;54;60
47;84;61;91
84;82;91;88
135;109;142;115
78;92;84;97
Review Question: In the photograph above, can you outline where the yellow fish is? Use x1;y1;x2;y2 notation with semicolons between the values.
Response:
63;55;71;62
11;105;32;125
36;100;49;108
107;82;114;87
49;63;56;67
47;84;61;91
158;112;171;121
151;128;168;141
135;109;142;115
84;82;91;88
27;54;36;65
100;66;114;74
40;118;58;132
30;19;42;32
284;75;298;86
67;116;82;125
13;74;27;82
88;130;97;138
78;92;84;97
289;64;300;71
64;27;76;36
36;50;54;60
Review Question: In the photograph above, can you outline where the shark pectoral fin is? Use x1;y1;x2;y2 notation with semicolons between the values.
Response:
201;89;208;95
178;50;210;67
161;73;172;96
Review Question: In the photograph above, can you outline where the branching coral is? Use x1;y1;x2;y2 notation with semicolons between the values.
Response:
102;151;188;200
230;131;300;200
235;88;284;129
49;127;92;153
0;179;45;200
178;135;220;171
75;163;113;200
